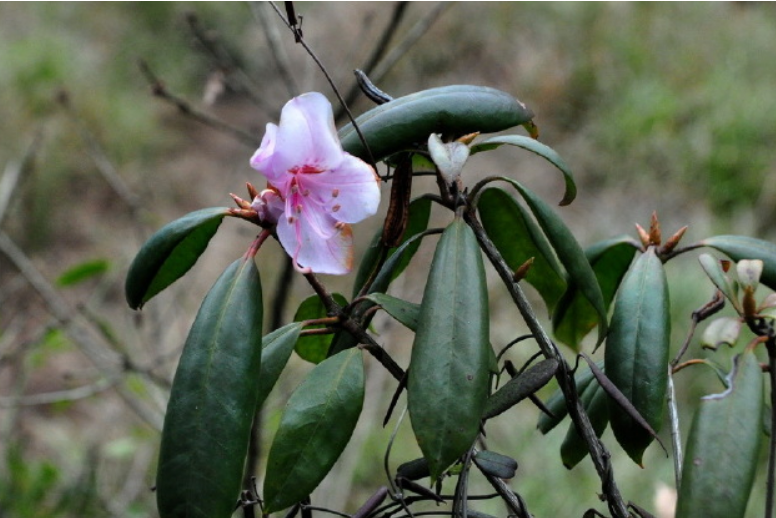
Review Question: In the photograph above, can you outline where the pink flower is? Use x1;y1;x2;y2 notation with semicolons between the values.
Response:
250;93;381;275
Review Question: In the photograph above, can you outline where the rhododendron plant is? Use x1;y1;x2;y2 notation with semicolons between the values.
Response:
250;92;381;275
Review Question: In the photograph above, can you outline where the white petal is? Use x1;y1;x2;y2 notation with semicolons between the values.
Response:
302;154;381;224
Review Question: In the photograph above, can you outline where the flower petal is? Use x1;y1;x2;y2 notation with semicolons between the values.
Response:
301;154;381;224
250;124;283;180
276;212;353;275
273;93;344;175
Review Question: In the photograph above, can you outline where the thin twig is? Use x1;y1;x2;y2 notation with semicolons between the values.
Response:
0;377;115;408
251;1;300;97
138;59;260;148
368;2;452;85
0;230;163;430
0;131;42;226
334;2;408;121
185;11;275;113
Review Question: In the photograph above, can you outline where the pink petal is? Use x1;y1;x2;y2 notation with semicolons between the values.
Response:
250;124;285;182
273;93;344;175
276;211;354;275
301;153;381;224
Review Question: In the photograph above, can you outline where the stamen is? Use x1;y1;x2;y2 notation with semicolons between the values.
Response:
295;204;303;214
332;189;340;197
332;204;341;212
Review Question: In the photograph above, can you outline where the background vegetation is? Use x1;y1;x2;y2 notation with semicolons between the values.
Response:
1;3;775;517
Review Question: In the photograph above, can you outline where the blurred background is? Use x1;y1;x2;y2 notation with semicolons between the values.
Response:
1;2;775;517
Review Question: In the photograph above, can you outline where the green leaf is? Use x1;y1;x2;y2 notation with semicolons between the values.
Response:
483;358;559;420
552;236;638;350
471;135;577;206
125;208;228;309
478;187;567;313
56;258;110;286
472;450;518;480
676;350;764;518
700;235;776;291
263;348;365;513
501;179;608;345
408;218;491;480
560;382;608;469
698;253;741;312
537;361;601;434
156;256;263;518
364;293;420;331
604;248;670;465
256;323;304;409
293;293;348;364
338;85;534;163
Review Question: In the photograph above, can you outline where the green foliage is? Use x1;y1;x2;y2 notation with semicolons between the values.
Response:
292;293;348;364
605;248;670;465
263;349;365;513
156;256;263;518
408;217;491;480
676;350;764;517
124;207;228;309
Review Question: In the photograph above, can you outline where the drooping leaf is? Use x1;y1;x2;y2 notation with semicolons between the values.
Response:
604;248;670;465
501;179;608;345
700;235;776;291
364;293;420;331
675;350;764;518
293;293;348;364
483;358;559;420
560;382;608;469
537;361;601;434
125;207;229;309
57;258;110;286
553;236;638;350
470;135;576;205
472;450;518;480
156;255;263;518
263;348;364;513
408;217;491;480
256;322;304;409
478;187;567;313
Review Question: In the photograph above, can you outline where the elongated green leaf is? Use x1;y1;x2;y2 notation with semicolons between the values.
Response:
256;322;304;409
293;293;348;364
604;248;669;465
501;179;608;345
57;258;110;286
560;382;608;469
553;236;638;350
700;235;776;291
483;358;559;420
156;256;263;518
478;188;567;313
365;293;420;331
676;351;764;518
125;207;229;309
263;348;364;513
537;361;601;434
408;218;491;480
471;135;576;206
